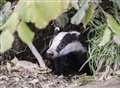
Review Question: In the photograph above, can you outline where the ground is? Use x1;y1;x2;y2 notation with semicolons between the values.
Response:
0;59;120;88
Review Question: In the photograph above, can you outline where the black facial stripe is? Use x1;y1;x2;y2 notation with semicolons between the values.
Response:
56;33;79;53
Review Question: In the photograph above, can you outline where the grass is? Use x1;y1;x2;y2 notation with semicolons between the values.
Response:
88;22;120;74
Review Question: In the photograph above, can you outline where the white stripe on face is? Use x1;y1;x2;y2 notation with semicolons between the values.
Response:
47;32;68;56
59;41;86;56
48;31;80;51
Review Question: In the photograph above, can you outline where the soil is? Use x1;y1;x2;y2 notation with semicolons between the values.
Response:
0;61;120;88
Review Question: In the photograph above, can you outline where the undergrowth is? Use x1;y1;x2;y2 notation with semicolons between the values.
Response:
88;21;120;74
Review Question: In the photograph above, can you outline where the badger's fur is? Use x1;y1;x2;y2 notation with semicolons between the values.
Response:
46;31;91;75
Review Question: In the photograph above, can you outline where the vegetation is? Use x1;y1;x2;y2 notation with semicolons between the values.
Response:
0;0;69;69
0;0;120;80
0;0;6;7
87;1;120;78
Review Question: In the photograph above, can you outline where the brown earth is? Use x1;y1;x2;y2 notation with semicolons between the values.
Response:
0;62;120;88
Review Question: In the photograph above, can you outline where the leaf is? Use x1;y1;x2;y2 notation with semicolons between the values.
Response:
0;0;6;7
16;0;69;28
110;0;120;9
0;30;14;53
0;2;12;26
0;12;19;32
17;22;35;44
99;26;111;46
106;13;120;34
70;0;79;10
55;13;69;28
71;0;90;25
83;2;94;26
113;34;120;45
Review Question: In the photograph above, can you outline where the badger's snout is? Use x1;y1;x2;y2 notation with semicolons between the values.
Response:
46;49;58;58
46;51;54;57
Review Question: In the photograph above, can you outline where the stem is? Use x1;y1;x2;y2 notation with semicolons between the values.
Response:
28;43;47;69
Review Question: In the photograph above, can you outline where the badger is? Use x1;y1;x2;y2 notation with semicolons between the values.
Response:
46;31;91;75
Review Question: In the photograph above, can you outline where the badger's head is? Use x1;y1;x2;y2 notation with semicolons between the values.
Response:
46;31;87;58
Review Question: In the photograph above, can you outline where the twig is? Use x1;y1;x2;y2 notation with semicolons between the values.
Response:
28;43;47;69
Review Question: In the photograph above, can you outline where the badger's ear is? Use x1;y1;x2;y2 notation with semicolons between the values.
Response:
54;27;60;35
69;31;80;37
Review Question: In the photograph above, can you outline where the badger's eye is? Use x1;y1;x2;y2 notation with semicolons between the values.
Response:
59;44;64;49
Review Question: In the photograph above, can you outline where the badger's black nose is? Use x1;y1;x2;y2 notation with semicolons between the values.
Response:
47;52;54;57
46;51;54;58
